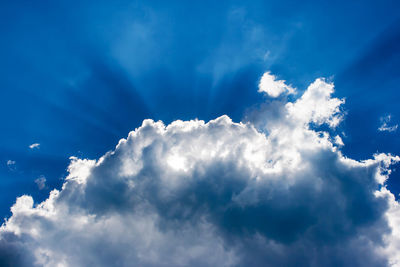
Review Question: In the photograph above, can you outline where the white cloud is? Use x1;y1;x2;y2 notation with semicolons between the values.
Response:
29;143;40;149
258;71;296;97
286;78;345;128
6;160;16;171
6;160;15;166
1;74;400;267
34;176;46;190
379;115;398;132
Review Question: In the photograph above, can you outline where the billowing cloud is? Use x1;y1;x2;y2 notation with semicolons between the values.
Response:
258;71;296;97
29;143;40;150
378;115;398;132
1;72;400;267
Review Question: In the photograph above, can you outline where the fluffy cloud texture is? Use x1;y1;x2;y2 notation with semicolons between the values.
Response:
258;71;296;97
1;73;400;267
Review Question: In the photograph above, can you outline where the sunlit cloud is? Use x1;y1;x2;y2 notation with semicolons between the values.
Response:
258;71;296;97
1;72;399;266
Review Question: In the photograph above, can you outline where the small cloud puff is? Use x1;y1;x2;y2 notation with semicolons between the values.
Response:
6;160;16;171
29;143;40;149
34;176;46;190
334;135;344;146
258;71;296;97
6;160;15;166
379;115;398;132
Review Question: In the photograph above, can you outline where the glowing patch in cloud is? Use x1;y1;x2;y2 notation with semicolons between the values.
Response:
167;154;187;171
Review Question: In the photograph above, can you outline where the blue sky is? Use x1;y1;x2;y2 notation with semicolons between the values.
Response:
1;0;400;221
1;1;400;265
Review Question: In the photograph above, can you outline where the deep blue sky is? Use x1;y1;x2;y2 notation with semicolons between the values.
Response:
1;0;400;219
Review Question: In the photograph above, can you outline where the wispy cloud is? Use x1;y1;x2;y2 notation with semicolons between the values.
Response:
378;114;398;132
34;176;46;190
29;143;40;149
6;160;16;171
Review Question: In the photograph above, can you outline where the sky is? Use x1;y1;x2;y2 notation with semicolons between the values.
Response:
1;0;400;266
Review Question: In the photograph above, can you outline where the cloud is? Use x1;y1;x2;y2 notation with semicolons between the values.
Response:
6;160;16;171
6;160;15;166
34;176;46;190
334;135;344;146
29;143;40;150
378;115;398;132
258;71;296;97
1;72;400;266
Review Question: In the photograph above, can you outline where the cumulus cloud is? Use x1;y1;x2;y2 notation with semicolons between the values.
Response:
258;71;296;97
378;115;398;132
1;72;400;267
29;143;40;150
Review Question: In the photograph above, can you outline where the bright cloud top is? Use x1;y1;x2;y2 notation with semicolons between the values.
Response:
258;71;296;97
1;72;400;267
